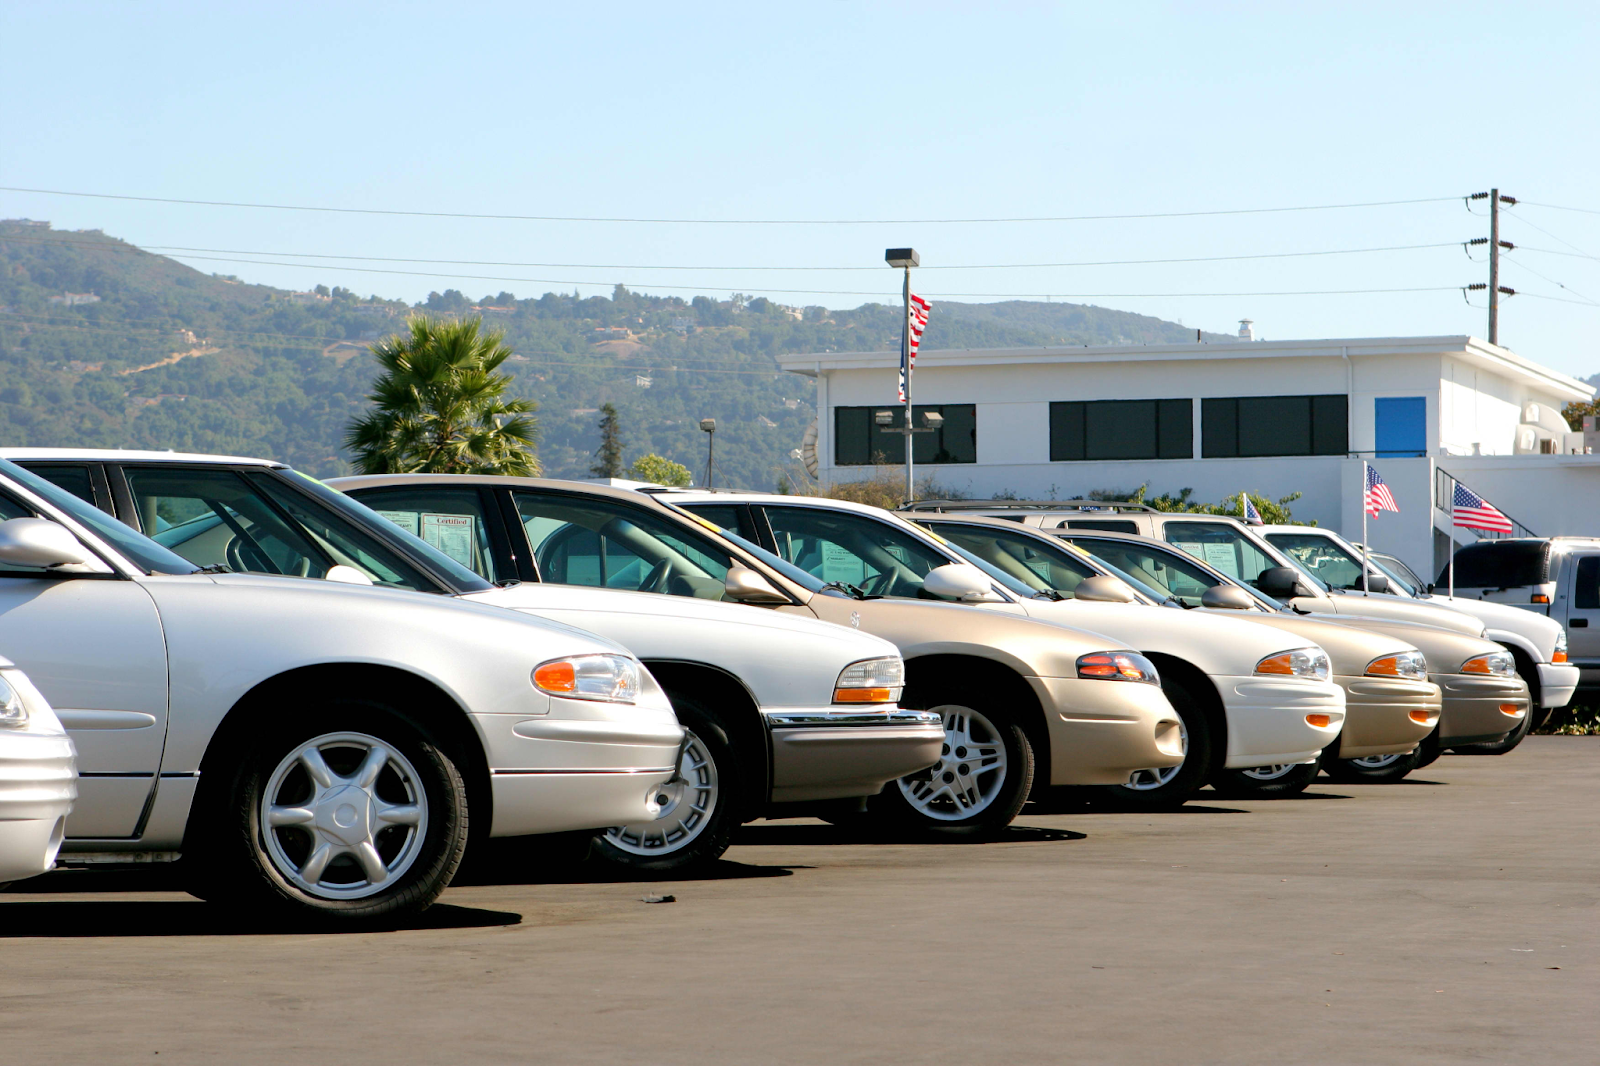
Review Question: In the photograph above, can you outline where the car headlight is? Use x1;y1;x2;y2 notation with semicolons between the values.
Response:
0;675;26;728
834;656;905;704
1461;651;1515;677
1554;631;1568;664
532;654;641;703
1076;650;1161;685
1366;650;1428;681
1256;648;1332;682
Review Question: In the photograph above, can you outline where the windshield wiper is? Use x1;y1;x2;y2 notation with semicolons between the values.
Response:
1032;588;1064;601
195;564;233;574
819;580;867;599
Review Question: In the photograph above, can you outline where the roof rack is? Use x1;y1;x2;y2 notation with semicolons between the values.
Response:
900;499;1160;514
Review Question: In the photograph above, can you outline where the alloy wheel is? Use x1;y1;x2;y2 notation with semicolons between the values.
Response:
1351;752;1406;770
260;732;428;901
603;729;718;856
1122;717;1189;791
896;706;1008;820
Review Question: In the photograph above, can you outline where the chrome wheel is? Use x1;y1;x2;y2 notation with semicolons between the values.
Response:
604;729;718;856
896;706;1008;821
1351;752;1406;770
260;732;428;901
1240;763;1298;781
1122;717;1189;791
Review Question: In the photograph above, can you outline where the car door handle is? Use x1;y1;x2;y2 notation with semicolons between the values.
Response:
1572;619;1589;628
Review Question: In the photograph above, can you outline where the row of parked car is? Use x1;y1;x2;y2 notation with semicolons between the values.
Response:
0;448;1579;924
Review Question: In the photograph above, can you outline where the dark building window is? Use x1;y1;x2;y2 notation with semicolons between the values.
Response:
1201;394;1347;458
834;404;976;465
1049;399;1192;461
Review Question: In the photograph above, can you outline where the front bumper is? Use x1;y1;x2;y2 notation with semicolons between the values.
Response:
1333;676;1441;759
1029;676;1185;785
1216;676;1346;769
475;710;684;837
0;729;76;882
765;707;943;803
1538;662;1581;710
1436;673;1531;747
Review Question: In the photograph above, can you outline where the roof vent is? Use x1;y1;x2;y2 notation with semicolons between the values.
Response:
1238;318;1255;341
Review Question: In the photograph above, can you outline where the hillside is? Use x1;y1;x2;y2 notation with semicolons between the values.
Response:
0;220;1233;488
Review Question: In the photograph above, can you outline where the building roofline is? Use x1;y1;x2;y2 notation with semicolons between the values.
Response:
776;335;1595;401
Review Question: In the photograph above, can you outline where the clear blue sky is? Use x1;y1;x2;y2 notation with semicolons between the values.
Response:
4;2;1598;377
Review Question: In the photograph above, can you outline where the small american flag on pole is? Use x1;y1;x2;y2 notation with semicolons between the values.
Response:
1452;482;1514;533
1364;463;1399;517
898;293;931;402
1241;492;1263;525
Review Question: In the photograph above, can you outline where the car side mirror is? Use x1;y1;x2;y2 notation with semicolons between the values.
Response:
1361;573;1390;594
0;518;90;569
1201;584;1256;610
724;566;788;604
1257;566;1316;600
326;564;375;586
922;563;999;603
1074;575;1136;603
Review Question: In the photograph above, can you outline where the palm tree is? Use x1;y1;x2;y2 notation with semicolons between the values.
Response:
345;316;541;475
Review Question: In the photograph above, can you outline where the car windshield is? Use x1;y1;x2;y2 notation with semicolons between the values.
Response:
1164;520;1330;594
0;457;201;574
930;521;1169;604
1067;535;1281;611
1263;532;1373;592
717;528;830;594
1369;553;1425;596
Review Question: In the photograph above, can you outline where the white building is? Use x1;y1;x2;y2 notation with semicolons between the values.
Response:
781;334;1598;580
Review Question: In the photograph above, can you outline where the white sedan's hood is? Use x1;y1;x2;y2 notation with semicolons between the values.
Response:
980;598;1325;678
1298;591;1487;637
1420;594;1564;661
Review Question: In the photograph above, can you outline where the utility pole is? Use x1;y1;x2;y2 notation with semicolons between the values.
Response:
1468;189;1516;345
885;248;920;502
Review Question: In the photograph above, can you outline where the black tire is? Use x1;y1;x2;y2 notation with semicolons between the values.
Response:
869;686;1034;837
1321;747;1422;783
1211;759;1321;798
591;697;741;873
1093;675;1213;810
191;699;469;924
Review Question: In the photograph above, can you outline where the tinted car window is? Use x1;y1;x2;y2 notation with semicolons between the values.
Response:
764;506;949;598
17;464;103;512
513;491;732;600
1443;540;1551;589
342;485;501;582
1162;521;1282;588
0;458;198;575
1073;538;1230;607
931;523;1096;597
1575;556;1600;611
1264;533;1365;590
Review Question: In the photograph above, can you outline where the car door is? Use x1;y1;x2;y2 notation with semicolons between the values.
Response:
0;489;169;838
1563;552;1600;671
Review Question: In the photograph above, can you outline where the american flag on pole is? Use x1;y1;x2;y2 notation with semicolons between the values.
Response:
898;293;931;402
1452;482;1514;533
1241;492;1263;525
1364;463;1399;517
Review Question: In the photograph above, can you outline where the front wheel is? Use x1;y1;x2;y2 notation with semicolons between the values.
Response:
1211;759;1321;798
592;699;741;873
870;696;1033;837
197;702;469;924
1094;676;1212;810
1321;748;1421;783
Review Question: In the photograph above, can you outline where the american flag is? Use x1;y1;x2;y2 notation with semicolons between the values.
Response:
898;293;931;402
1452;482;1514;533
1241;492;1263;525
1364;463;1399;517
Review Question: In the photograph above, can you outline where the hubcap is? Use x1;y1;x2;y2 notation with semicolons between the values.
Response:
261;732;427;900
1351;752;1405;770
1240;763;1297;781
1122;717;1189;791
605;729;717;855
896;706;1007;821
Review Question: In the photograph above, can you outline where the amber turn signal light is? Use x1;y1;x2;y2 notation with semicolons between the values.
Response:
1305;714;1332;728
532;661;576;692
833;687;894;703
1498;703;1524;717
1554;650;1568;663
1531;594;1550;604
1409;710;1436;724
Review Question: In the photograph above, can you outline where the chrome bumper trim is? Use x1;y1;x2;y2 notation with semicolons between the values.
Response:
764;708;943;729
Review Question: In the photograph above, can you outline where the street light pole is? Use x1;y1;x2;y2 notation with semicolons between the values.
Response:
699;417;716;489
886;248;920;503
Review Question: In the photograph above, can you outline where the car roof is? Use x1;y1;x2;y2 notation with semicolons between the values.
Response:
0;447;283;467
660;490;898;519
327;472;688;508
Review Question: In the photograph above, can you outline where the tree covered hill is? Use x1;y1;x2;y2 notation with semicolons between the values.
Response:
0;220;1231;487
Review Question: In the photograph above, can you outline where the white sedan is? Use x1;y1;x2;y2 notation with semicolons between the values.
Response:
0;658;75;884
0;457;683;922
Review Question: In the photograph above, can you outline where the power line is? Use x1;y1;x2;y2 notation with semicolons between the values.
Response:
0;184;1461;225
1519;200;1600;217
0;232;1461;273
1499;255;1600;306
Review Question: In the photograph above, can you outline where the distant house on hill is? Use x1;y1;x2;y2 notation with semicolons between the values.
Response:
286;291;330;305
592;326;632;341
2;219;49;229
48;292;101;306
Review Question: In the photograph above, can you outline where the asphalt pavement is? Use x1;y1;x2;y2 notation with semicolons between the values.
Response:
2;737;1596;1065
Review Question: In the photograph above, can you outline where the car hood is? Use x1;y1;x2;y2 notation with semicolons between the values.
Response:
1193;609;1420;677
1420;594;1564;661
1299;612;1508;672
989;599;1329;678
1294;591;1487;637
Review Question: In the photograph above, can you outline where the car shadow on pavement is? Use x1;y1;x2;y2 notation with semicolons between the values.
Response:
732;823;1086;846
454;854;804;887
0;900;521;937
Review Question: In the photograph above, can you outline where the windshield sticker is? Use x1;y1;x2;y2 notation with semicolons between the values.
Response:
375;510;420;536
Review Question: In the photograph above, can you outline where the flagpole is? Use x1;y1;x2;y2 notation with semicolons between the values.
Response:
1361;462;1370;595
902;263;913;504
